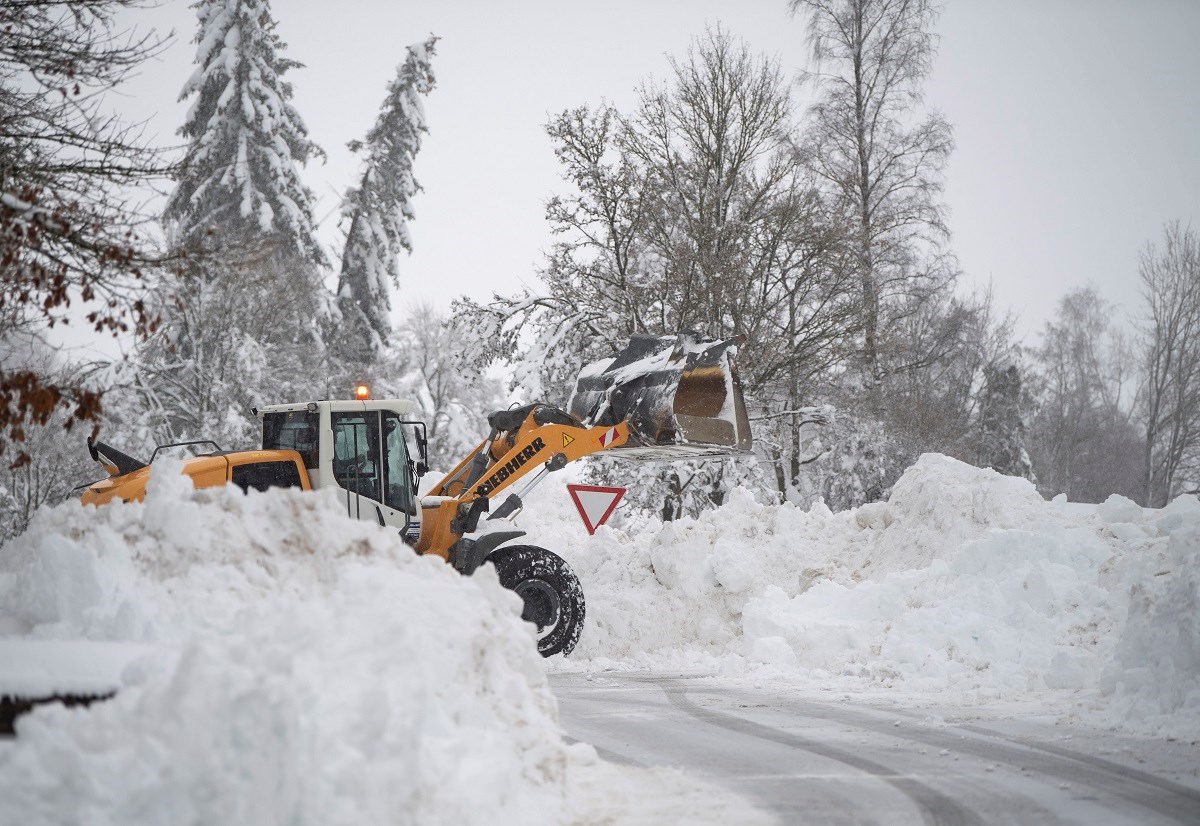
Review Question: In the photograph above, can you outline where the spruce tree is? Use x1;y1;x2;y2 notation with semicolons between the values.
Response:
977;362;1035;481
145;0;329;443
336;36;437;361
166;0;325;264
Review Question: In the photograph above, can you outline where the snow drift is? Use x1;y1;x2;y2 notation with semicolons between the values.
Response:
522;454;1200;737
1102;495;1200;735
2;449;1195;823
0;460;760;824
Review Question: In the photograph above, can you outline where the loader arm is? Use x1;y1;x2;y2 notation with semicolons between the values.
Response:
414;402;629;564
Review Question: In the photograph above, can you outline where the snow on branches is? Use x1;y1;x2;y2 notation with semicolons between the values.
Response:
0;1;171;465
166;0;325;265
336;35;438;355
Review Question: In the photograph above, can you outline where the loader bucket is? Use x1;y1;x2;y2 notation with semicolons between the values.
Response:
568;333;753;460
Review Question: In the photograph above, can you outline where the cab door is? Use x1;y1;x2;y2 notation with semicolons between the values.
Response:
330;410;416;536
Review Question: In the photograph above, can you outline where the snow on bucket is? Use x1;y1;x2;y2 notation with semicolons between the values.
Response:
567;332;752;460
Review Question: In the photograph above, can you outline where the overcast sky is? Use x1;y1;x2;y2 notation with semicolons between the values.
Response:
109;0;1200;351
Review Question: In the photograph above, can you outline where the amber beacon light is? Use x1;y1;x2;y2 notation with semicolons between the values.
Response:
354;384;370;401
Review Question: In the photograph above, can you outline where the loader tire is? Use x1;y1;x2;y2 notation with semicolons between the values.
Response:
488;545;584;657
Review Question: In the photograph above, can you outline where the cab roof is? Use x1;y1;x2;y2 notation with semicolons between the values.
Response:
255;399;414;417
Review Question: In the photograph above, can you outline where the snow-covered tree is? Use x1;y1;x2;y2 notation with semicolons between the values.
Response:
336;36;437;362
384;303;504;473
789;0;955;378
0;334;96;540
165;0;325;264
134;248;322;445
0;1;170;464
975;362;1034;481
144;0;329;444
792;410;900;510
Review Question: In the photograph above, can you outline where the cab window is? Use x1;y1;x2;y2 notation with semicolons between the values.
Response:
232;461;303;493
332;412;382;503
383;413;415;514
262;410;319;468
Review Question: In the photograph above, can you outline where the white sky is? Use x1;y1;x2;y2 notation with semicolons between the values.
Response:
100;0;1199;353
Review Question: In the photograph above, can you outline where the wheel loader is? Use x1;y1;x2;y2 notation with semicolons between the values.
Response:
80;333;752;657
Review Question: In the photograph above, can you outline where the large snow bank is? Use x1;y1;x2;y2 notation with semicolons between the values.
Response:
0;461;762;824
519;454;1200;737
1102;495;1200;736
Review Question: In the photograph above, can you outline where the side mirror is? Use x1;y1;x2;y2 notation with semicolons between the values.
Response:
398;420;430;478
410;423;429;468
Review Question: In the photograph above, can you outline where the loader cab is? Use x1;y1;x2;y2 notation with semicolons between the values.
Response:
257;399;428;541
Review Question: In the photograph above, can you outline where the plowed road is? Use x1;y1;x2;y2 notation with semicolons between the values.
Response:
550;674;1200;825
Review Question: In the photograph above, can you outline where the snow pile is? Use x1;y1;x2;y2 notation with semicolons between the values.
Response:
739;522;1117;691
862;452;1046;573
1102;495;1200;735
521;454;1200;735
0;461;762;824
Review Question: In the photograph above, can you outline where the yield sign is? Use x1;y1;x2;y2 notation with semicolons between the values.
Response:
567;484;626;535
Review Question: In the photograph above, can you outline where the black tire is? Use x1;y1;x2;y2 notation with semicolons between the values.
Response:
487;545;585;657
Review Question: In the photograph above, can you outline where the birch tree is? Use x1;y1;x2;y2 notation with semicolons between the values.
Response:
1140;222;1200;506
789;0;954;378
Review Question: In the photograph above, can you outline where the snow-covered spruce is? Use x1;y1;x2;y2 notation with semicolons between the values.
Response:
337;36;438;357
144;0;332;447
166;0;325;264
975;361;1036;482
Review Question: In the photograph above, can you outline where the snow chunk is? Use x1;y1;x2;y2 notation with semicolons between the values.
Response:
1098;494;1146;524
1153;494;1200;535
873;453;1045;572
1103;504;1200;736
0;640;152;699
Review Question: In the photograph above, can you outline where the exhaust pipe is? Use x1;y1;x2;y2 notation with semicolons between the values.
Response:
87;437;148;478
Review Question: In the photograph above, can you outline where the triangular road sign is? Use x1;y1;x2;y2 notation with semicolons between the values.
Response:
567;483;626;535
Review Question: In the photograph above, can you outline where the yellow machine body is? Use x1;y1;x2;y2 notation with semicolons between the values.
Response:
81;335;744;569
80;450;311;507
416;416;629;559
79;408;627;565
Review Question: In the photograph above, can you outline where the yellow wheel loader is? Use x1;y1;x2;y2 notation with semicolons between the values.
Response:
81;333;752;656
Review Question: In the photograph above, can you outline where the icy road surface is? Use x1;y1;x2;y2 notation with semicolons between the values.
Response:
551;673;1200;825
